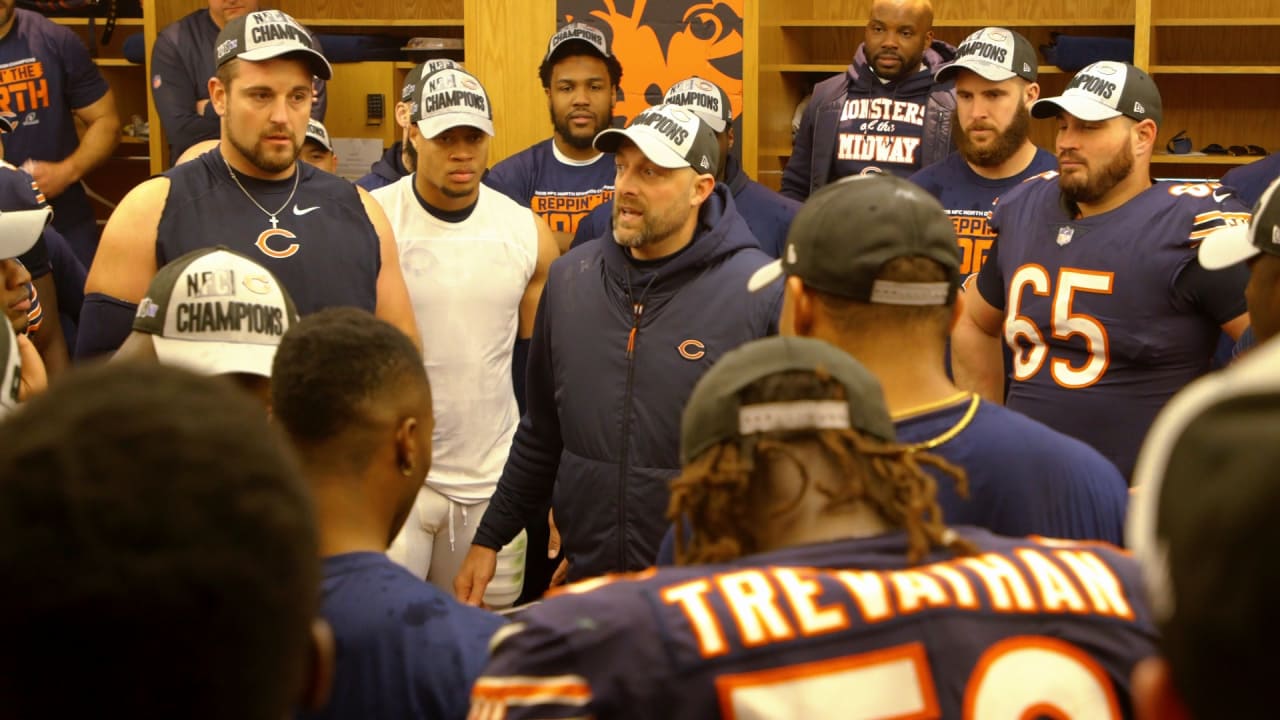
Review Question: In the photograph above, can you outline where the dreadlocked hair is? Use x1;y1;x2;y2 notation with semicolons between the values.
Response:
668;370;978;566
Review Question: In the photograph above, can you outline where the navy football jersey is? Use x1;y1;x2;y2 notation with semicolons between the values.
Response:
475;528;1156;719
975;174;1250;477
909;149;1057;276
157;150;381;316
483;138;615;236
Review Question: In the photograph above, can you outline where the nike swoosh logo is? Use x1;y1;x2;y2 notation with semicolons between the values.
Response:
1213;191;1230;203
292;205;320;216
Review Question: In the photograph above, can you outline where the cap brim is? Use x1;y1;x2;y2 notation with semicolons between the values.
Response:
690;110;728;133
235;46;333;80
593;127;688;169
0;207;51;259
747;259;784;293
1198;224;1261;270
151;336;278;378
936;58;1019;83
1030;95;1122;121
416;115;495;139
304;134;332;152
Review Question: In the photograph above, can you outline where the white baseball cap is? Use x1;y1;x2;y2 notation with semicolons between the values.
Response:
132;247;298;378
1031;61;1162;125
412;67;495;139
593;103;719;175
0;206;50;259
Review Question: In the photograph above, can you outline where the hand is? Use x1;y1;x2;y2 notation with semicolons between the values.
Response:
195;99;209;115
550;558;570;588
22;159;76;199
547;508;561;558
454;544;498;607
15;333;46;401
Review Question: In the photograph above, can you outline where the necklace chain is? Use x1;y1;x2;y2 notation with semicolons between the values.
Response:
902;393;981;451
223;155;300;230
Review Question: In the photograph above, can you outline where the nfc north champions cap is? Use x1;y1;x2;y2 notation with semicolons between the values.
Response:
594;103;719;175
215;10;332;81
400;58;460;103
1199;176;1280;270
748;175;961;305
1127;338;1280;628
133;247;298;378
680;336;895;464
936;27;1038;83
304;118;332;152
0;206;51;259
1032;61;1162;125
545;21;611;62
664;76;733;133
412;67;495;139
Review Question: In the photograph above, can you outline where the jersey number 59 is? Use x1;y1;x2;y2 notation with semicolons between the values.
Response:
1005;265;1115;388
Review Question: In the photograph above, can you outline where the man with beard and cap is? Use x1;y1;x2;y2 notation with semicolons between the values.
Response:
781;0;955;199
454;104;780;603
79;10;417;358
910;27;1057;279
573;75;801;259
483;22;622;252
356;58;459;192
952;61;1252;480
151;0;327;164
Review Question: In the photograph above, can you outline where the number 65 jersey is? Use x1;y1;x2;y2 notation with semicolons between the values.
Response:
974;173;1251;478
472;528;1157;719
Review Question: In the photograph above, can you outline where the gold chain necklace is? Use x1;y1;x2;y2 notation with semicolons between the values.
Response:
897;392;981;451
223;155;300;230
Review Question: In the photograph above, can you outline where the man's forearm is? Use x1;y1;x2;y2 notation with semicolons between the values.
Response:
67;116;122;181
952;317;1007;403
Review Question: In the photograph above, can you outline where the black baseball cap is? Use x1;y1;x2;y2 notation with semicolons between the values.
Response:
664;76;732;133
594;103;719;176
401;58;461;103
680;336;895;464
747;175;961;305
1032;61;1162;125
215;10;332;81
936;27;1038;83
1198;176;1280;270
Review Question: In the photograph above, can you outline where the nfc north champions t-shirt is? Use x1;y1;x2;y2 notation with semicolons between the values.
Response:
0;10;109;255
484;138;615;236
909;148;1057;276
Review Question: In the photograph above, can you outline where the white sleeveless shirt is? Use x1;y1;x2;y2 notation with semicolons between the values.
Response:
373;178;538;503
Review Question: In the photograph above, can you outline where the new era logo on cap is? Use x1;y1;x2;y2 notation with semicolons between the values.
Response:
664;76;733;133
215;10;332;80
936;27;1038;83
1031;61;1163;125
594;103;721;176
546;22;611;61
413;67;495;139
133;247;298;378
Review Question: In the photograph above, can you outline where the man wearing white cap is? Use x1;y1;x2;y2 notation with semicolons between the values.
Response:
574;75;801;259
484;22;622;252
456;104;780;602
299;118;336;174
911;27;1056;279
80;10;417;359
356;59;459;192
371;67;557;606
953;61;1252;479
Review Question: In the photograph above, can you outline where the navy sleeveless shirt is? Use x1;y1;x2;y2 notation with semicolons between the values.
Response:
157;150;380;315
